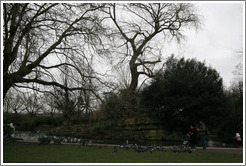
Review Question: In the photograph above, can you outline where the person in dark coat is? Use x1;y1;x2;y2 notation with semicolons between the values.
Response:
189;124;197;150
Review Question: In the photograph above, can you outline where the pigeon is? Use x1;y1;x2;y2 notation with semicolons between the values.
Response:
113;146;118;152
149;148;155;153
188;149;192;153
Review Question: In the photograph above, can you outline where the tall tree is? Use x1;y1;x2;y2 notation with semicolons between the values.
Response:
104;3;202;91
3;3;105;99
141;56;225;126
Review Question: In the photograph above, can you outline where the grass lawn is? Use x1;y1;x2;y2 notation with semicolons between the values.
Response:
3;142;243;163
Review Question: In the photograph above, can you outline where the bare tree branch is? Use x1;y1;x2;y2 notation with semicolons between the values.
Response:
3;3;106;99
104;3;202;91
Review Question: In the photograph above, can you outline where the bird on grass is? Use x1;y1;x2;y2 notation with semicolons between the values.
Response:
113;146;118;152
188;149;192;153
149;148;155;153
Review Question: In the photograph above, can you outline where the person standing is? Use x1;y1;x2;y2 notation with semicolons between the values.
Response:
240;122;243;138
189;125;197;150
234;133;242;147
9;123;15;138
198;120;207;150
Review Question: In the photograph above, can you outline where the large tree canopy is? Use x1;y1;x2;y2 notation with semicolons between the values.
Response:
141;56;226;124
3;3;105;99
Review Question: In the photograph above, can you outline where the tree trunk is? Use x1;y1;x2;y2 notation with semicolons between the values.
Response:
129;55;139;91
129;68;139;91
3;74;14;99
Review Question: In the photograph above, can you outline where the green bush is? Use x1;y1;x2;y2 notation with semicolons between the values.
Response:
3;113;64;132
79;138;89;145
51;137;64;145
35;116;64;127
38;136;52;145
19;116;36;131
93;126;104;134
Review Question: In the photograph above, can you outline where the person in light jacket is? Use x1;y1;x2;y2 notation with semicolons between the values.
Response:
198;120;206;150
234;133;242;147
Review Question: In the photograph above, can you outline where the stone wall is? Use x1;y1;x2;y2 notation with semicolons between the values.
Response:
114;117;184;144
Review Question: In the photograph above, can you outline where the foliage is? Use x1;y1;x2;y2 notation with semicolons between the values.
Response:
53;88;76;124
51;137;64;145
38;136;52;145
79;138;89;146
34;116;64;127
98;89;143;124
141;56;226;129
217;81;243;143
2;3;242;146
3;113;64;131
98;91;122;123
45;86;94;126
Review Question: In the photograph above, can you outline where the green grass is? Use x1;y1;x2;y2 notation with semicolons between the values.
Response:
3;143;243;163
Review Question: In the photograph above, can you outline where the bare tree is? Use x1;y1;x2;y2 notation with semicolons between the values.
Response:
42;55;97;125
232;50;243;83
115;66;131;89
22;92;43;116
41;92;58;116
3;3;105;99
3;89;26;115
229;50;243;101
103;3;202;91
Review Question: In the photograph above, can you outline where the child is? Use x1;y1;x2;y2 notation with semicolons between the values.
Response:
183;133;190;146
234;133;242;147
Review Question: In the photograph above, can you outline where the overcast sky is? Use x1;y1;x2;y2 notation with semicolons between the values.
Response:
171;2;244;88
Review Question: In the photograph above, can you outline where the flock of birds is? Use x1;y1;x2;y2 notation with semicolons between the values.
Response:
109;144;193;153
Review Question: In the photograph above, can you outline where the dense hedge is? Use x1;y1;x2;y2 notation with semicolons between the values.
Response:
3;113;64;131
